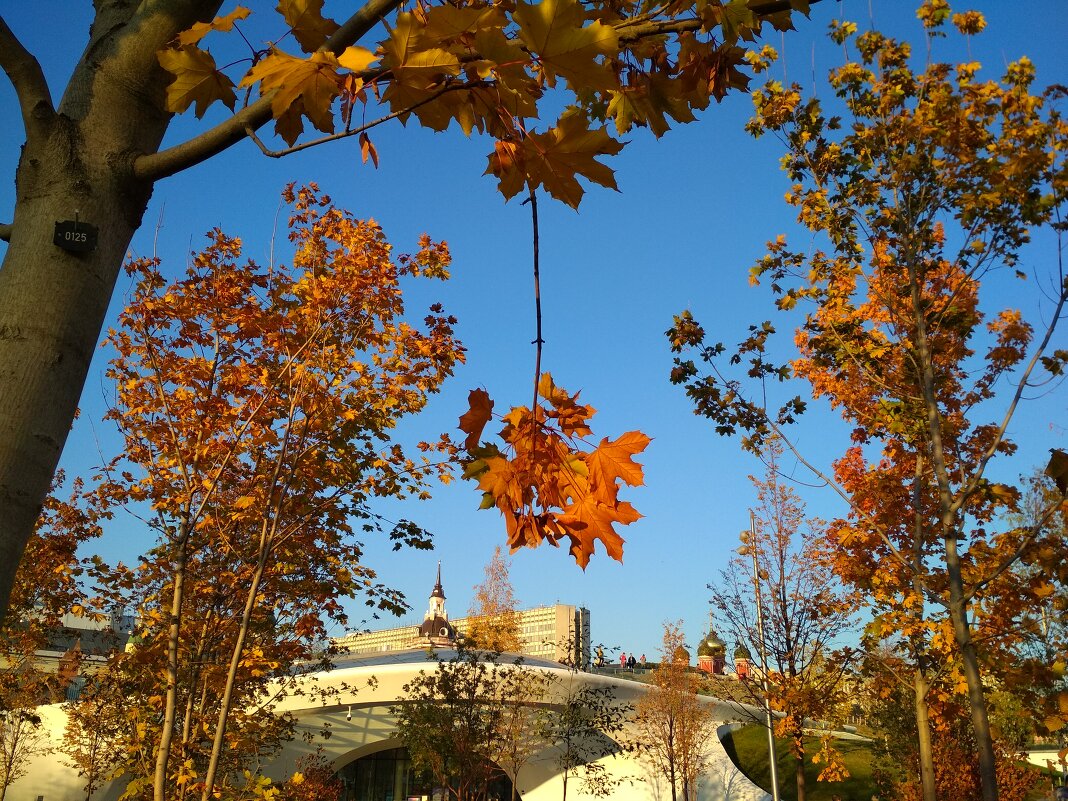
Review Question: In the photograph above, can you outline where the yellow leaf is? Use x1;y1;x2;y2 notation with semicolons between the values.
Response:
233;496;257;510
380;13;462;127
515;0;619;90
176;6;252;47
338;46;378;73
277;0;340;52
241;49;341;133
158;46;237;117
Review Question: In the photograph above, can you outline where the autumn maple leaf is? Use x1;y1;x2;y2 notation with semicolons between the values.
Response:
586;431;650;496
458;388;494;451
458;372;648;567
515;0;619;90
559;492;640;567
158;46;237;117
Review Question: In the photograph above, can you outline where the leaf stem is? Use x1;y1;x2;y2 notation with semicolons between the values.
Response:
528;186;544;465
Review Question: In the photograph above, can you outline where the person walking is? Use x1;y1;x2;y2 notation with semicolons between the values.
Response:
620;651;627;670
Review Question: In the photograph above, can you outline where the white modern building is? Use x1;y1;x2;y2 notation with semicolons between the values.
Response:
11;648;771;801
7;570;772;801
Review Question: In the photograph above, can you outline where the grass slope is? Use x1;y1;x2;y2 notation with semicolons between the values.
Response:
720;724;875;801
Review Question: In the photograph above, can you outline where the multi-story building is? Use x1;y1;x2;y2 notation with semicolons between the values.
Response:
332;566;591;666
0;608;134;702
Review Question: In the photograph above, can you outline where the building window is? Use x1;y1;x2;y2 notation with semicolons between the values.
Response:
336;747;518;801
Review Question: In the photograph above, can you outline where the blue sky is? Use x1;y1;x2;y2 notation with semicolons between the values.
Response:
1;0;1065;661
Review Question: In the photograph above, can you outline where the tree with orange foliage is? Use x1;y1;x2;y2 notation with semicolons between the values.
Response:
709;440;856;801
0;475;103;709
668;5;1068;801
632;622;717;801
467;545;522;653
75;185;462;801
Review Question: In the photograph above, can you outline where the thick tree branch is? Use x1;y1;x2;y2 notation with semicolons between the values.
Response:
135;97;273;180
0;224;11;243
0;14;55;142
135;0;404;181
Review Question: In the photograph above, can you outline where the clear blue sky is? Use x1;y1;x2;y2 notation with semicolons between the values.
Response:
1;1;1065;661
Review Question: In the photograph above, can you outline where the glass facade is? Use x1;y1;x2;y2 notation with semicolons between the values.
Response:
335;747;517;801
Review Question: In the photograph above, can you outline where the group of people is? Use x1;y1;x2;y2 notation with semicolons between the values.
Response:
591;647;647;670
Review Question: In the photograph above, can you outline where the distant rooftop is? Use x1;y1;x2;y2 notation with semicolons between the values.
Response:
327;646;567;672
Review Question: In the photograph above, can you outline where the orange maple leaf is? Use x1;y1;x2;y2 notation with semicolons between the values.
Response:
518;112;625;208
559;492;640;567
586;431;651;493
278;0;340;53
175;6;251;48
459;388;494;451
461;373;646;567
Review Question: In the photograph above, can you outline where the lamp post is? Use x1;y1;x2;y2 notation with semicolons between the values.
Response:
745;509;780;801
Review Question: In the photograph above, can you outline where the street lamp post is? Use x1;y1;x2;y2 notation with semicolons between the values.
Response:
747;509;781;801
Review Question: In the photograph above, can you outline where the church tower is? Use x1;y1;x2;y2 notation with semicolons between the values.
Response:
415;562;456;647
697;612;726;675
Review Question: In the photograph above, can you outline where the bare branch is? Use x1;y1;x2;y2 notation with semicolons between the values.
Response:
244;81;484;159
948;272;1068;520
0;14;55;142
0;223;11;243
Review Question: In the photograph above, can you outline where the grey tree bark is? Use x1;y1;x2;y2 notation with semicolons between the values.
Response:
0;0;220;629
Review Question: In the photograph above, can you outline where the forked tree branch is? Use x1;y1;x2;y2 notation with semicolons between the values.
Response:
0;14;55;142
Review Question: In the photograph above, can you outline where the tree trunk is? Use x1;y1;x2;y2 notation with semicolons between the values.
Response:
794;734;806;801
154;535;189;801
910;456;938;801
906;254;998;800
913;667;938;801
200;548;270;801
946;538;999;801
0;1;223;627
668;722;678;801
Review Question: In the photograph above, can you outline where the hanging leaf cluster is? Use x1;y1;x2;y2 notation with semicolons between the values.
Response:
157;0;812;208
458;373;649;568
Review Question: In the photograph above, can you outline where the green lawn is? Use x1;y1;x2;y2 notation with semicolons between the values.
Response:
719;724;876;801
720;725;1054;801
